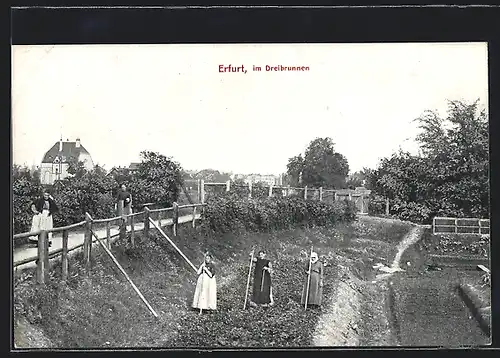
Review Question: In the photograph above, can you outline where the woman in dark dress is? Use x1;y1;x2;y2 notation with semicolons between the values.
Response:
116;184;132;217
250;250;274;307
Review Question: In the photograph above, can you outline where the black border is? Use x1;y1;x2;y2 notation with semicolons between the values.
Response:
8;4;500;353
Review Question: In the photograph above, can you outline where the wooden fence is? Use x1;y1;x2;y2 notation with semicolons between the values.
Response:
432;216;490;235
183;179;371;215
13;202;205;286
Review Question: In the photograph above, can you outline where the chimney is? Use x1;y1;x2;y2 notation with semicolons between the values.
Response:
76;138;81;148
59;137;63;152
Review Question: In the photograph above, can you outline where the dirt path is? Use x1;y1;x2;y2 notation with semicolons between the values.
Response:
311;224;425;346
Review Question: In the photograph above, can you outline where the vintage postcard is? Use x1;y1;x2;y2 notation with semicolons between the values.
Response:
12;42;490;349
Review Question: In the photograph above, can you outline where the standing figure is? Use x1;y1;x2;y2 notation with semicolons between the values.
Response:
251;250;274;307
192;253;217;314
29;190;59;246
116;184;132;217
301;252;324;308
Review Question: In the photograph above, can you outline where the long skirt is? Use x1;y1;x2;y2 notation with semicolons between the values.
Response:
301;271;323;306
192;274;217;310
116;200;132;216
29;210;53;241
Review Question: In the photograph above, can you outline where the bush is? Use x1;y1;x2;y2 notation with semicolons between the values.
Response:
201;195;357;235
12;166;44;233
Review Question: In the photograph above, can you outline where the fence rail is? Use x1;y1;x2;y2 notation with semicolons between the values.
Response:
432;216;490;235
13;202;206;286
195;179;371;214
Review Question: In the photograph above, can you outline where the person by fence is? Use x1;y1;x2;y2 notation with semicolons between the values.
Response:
29;190;58;246
116;184;132;217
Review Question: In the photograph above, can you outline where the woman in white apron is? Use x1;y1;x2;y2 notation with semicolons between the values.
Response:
192;253;217;314
29;191;58;246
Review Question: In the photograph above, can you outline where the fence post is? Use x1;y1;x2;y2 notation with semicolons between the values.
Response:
433;217;436;235
226;180;231;192
455;218;458;234
248;181;252;198
334;191;338;201
119;216;126;242
36;230;49;285
173;202;179;236
106;221;111;249
192;205;197;228
479;219;482;235
269;184;273;197
61;229;69;282
84;212;92;275
385;197;389;215
319;187;323;201
200;179;205;204
144;207;150;239
304;186;308;200
130;214;135;246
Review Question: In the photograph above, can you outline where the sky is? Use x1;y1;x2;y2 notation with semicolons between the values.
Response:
12;43;488;175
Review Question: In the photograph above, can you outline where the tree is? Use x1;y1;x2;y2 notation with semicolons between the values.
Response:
66;156;87;178
368;99;489;222
55;164;117;225
286;155;304;187
129;151;184;207
286;137;350;189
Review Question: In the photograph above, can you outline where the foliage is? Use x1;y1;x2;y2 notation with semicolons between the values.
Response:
13;151;184;233
286;137;350;189
367;99;489;223
12;165;44;233
418;230;490;258
129;151;183;207
54;165;117;226
201;195;358;235
66;157;87;178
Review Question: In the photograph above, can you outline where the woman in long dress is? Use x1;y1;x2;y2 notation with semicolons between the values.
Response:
116;184;132;216
251;250;274;307
192;253;217;314
29;191;58;246
301;252;324;308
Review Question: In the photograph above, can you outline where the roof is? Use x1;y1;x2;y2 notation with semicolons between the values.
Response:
41;141;91;163
129;162;141;170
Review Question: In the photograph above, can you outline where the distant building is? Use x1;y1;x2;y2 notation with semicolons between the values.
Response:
40;138;94;185
231;173;282;186
128;162;141;173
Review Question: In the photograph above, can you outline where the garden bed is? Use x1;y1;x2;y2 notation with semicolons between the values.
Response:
418;231;490;258
14;217;413;348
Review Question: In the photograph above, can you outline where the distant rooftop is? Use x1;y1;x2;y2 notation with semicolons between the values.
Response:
41;139;90;163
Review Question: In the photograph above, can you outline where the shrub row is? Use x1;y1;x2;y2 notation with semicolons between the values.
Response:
200;193;357;235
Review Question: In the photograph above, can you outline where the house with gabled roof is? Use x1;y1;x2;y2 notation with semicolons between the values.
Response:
39;137;94;185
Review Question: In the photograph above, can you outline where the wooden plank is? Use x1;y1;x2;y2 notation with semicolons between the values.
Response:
89;229;159;318
36;231;48;285
149;218;197;272
106;221;111;249
61;230;69;282
477;265;490;274
84;213;92;275
130;214;135;246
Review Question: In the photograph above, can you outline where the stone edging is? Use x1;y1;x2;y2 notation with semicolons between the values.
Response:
457;281;491;336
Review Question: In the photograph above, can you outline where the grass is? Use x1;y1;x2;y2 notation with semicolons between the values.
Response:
13;216;414;348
